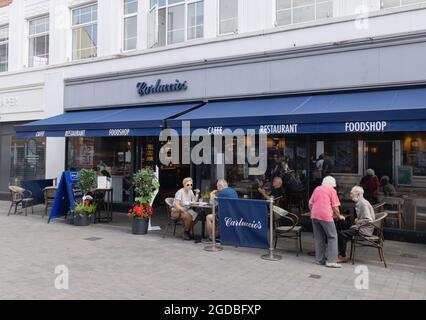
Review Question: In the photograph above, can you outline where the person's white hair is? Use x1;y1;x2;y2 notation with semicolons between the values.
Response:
366;168;375;176
351;185;364;196
217;179;228;189
322;176;336;188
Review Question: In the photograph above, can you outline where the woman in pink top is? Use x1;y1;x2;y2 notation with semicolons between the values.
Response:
309;176;346;268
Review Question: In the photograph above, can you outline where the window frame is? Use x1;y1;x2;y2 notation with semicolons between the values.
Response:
275;0;333;27
381;0;426;10
71;2;98;61
28;15;50;68
123;0;138;52
149;0;204;47
218;0;238;36
0;24;9;73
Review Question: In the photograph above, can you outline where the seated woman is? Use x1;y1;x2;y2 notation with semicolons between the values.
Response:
171;177;200;240
380;175;396;196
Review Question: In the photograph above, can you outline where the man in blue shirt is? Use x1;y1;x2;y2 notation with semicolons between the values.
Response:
207;179;238;240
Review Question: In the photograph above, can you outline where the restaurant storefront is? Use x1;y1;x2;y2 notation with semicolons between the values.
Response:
15;31;426;242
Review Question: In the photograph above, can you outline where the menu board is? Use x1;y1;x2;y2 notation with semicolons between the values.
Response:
397;166;413;186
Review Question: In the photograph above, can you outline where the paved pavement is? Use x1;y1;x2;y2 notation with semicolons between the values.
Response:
0;201;425;300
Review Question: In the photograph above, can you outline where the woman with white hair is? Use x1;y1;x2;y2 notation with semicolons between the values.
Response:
337;186;375;263
309;176;346;268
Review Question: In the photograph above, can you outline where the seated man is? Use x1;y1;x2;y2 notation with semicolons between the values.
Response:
258;176;285;204
337;186;375;263
206;179;238;240
172;177;200;240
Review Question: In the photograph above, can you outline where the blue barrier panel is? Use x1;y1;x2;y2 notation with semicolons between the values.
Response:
20;179;54;205
218;197;269;249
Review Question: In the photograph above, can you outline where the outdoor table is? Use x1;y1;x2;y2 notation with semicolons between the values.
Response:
94;188;113;223
189;201;212;240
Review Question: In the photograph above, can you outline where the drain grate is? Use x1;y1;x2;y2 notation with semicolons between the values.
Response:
84;237;103;241
400;253;418;259
309;274;322;279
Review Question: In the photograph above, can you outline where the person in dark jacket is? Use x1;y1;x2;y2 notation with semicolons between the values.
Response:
360;169;380;204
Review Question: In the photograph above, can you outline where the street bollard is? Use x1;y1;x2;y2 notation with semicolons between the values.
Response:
204;196;223;252
261;197;282;261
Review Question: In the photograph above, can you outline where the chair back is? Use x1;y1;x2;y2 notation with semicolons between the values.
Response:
9;186;25;202
165;197;174;212
43;187;57;198
273;205;298;229
372;202;385;213
372;211;388;230
383;196;403;206
272;205;289;220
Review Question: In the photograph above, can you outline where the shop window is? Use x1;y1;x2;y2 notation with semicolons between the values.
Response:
72;3;97;60
28;15;49;67
402;134;426;176
0;25;8;72
123;0;138;51
381;0;426;9
276;0;333;27
10;137;46;184
67;137;133;203
219;0;238;35
148;0;204;47
324;140;358;174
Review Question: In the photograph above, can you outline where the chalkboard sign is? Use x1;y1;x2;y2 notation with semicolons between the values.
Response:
397;165;413;186
48;171;82;223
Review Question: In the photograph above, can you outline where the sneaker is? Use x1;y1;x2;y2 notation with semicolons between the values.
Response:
183;231;191;241
325;262;342;268
315;260;326;266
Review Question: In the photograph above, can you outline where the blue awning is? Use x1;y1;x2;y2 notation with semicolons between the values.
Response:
16;103;200;138
167;88;426;134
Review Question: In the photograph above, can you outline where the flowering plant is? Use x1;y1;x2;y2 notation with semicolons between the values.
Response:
127;202;153;220
74;195;97;218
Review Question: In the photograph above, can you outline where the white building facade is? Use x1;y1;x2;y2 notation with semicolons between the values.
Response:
1;0;426;238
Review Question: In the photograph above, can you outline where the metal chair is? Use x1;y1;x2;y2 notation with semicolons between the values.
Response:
42;187;57;219
8;186;34;216
382;197;405;229
350;212;388;268
273;205;303;256
413;198;426;231
162;198;182;238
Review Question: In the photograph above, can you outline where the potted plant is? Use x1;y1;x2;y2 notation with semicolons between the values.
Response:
74;168;97;226
129;168;160;235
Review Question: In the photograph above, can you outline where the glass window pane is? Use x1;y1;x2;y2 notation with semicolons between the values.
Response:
10;138;46;182
168;4;185;44
277;0;291;10
124;16;137;50
293;5;315;24
293;0;315;7
72;4;97;25
277;9;291;26
73;25;97;60
324;141;358;174
158;7;166;46
0;43;8;72
381;0;402;8
187;1;203;40
316;1;333;20
124;0;138;15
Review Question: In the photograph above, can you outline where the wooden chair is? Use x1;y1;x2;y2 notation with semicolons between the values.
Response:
382;197;405;229
42;187;57;219
8;186;34;216
372;202;385;213
273;206;303;256
413;198;426;231
350;212;388;268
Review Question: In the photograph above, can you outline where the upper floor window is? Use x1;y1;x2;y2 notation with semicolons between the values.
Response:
0;25;8;72
148;0;204;47
219;0;238;35
28;15;49;67
123;0;138;51
276;0;333;27
381;0;426;9
72;3;97;60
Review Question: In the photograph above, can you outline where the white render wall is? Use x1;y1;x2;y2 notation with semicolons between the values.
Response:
0;0;425;182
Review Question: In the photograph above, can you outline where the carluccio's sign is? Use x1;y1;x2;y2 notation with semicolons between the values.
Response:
136;79;188;97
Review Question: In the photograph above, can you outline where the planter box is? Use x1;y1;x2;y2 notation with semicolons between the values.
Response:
132;218;149;235
74;213;92;226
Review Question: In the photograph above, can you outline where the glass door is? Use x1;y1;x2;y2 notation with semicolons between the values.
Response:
364;141;394;182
